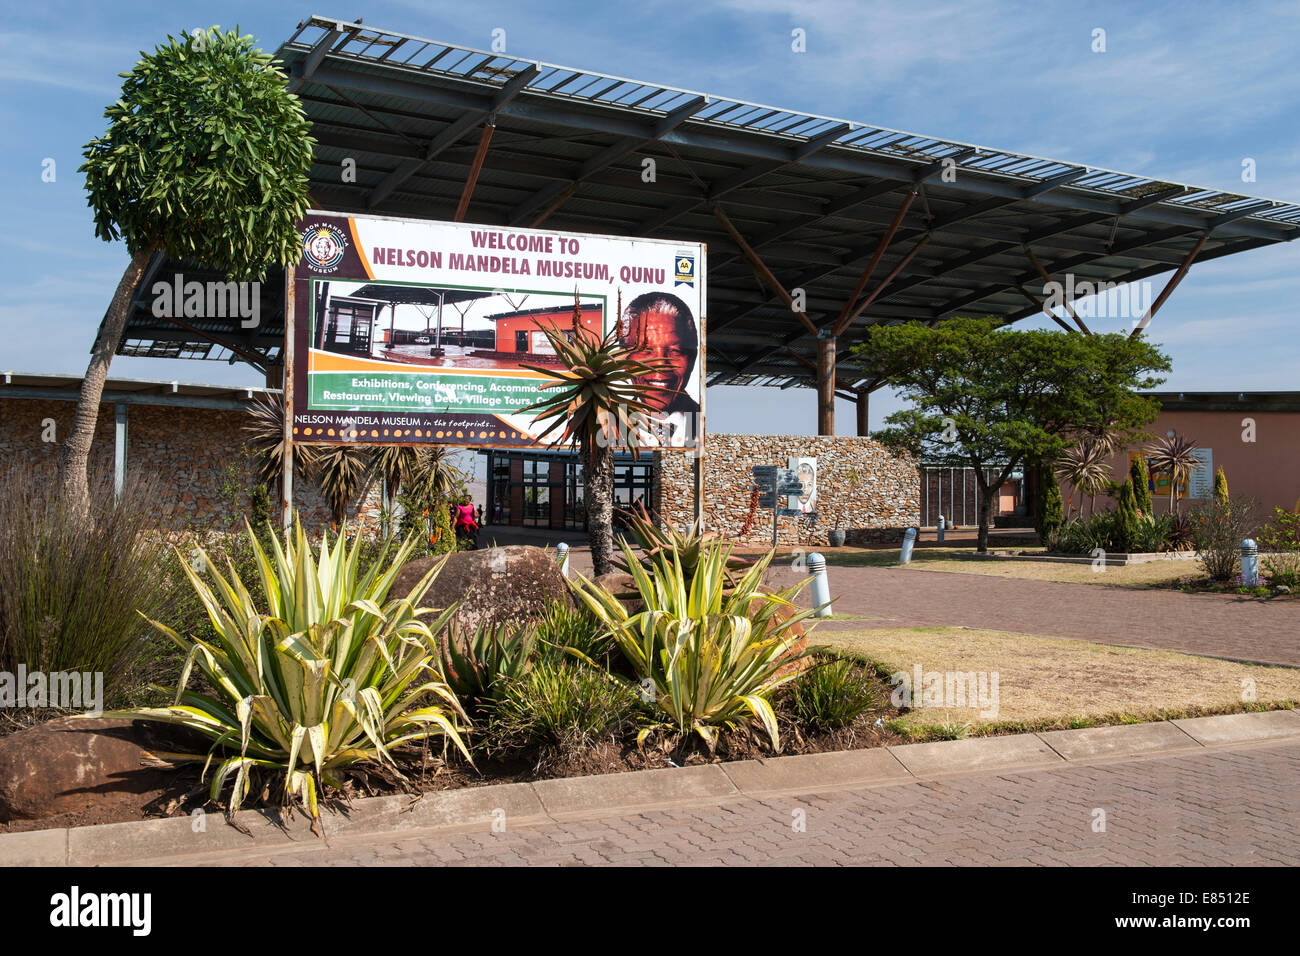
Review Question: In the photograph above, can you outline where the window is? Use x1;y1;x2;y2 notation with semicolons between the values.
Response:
522;458;549;527
564;461;586;529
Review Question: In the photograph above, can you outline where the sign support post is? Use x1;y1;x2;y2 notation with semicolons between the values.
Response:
281;266;295;533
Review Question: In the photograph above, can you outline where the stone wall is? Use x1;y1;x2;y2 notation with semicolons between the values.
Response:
656;433;919;546
0;397;382;535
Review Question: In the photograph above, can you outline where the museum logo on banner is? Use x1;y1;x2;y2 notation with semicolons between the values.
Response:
301;221;349;274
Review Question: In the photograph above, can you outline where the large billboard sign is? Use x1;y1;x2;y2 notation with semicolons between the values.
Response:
288;211;705;450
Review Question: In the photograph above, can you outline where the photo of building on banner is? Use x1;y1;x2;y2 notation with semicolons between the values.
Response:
289;211;706;450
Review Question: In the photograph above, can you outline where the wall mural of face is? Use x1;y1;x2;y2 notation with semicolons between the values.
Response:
622;292;698;414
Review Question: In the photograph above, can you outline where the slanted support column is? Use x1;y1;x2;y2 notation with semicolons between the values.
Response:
454;119;496;223
856;389;869;436
1025;246;1090;334
711;203;819;337
816;329;836;436
113;404;127;501
1130;232;1210;339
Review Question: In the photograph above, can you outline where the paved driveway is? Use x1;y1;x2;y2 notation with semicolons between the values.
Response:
189;738;1300;866
768;564;1300;666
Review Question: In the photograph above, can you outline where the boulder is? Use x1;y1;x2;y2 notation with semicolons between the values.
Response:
0;717;206;822
391;545;572;631
591;572;643;614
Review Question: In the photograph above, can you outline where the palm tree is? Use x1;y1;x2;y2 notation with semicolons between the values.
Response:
66;28;313;515
521;295;672;577
1054;440;1113;517
244;391;319;488
403;447;465;505
315;446;372;526
1146;433;1200;515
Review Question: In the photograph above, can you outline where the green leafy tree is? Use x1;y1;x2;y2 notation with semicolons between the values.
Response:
858;318;1168;551
521;297;672;576
1130;456;1153;514
67;27;313;514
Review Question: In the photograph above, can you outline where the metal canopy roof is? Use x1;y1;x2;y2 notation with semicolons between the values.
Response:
347;284;493;306
108;13;1300;393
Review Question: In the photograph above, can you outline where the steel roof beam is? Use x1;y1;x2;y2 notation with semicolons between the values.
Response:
509;95;708;227
365;64;538;209
287;24;345;93
639;122;852;234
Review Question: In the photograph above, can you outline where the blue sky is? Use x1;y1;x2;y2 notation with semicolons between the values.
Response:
4;0;1298;438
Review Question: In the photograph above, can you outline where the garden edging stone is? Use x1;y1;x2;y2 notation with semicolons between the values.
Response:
4;710;1296;866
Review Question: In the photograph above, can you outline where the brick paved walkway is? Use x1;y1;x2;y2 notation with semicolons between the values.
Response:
181;738;1300;866
768;565;1300;666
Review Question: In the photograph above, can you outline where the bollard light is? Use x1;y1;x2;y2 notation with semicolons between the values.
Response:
900;527;918;565
807;552;832;618
937;514;945;543
1241;538;1258;587
556;541;571;578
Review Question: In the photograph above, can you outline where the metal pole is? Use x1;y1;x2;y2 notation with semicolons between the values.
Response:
282;267;296;533
807;552;832;617
436;291;444;352
113;404;127;502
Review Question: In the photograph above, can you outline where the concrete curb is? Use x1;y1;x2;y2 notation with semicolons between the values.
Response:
4;709;1297;866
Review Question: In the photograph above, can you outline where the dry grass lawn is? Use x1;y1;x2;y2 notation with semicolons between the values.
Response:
762;546;1200;587
905;557;1201;586
818;626;1300;736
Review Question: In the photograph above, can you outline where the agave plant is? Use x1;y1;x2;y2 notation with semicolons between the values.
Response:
614;501;749;589
520;293;673;577
113;518;470;821
1146;433;1200;515
571;538;816;752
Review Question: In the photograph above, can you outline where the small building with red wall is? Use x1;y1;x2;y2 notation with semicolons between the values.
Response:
1063;391;1300;516
490;303;603;355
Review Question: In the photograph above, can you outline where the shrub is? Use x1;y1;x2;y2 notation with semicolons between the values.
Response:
117;519;470;820
1132;513;1172;554
1115;478;1141;552
1213;467;1229;507
1045;512;1121;555
1258;507;1300;587
1034;464;1063;541
572;539;815;751
487;659;637;754
789;657;885;731
1165;511;1195;551
1191;494;1262;582
530;598;612;666
1130;457;1153;514
0;467;174;708
437;620;537;707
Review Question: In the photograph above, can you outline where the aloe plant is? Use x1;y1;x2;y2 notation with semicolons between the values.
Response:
438;620;538;706
113;519;470;821
572;538;816;751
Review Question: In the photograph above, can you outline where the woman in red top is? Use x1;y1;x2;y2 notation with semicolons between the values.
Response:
454;499;478;546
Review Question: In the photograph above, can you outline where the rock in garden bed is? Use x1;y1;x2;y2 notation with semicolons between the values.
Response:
393;545;573;630
0;716;206;827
